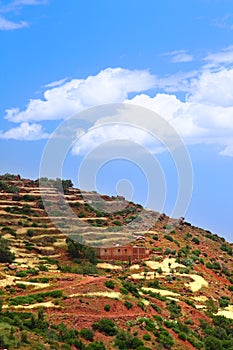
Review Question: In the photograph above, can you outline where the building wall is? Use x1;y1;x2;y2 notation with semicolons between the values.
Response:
95;245;148;261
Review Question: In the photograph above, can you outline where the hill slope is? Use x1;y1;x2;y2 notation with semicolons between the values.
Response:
0;173;233;350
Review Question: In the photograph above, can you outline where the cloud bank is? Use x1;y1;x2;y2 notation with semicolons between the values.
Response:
2;48;233;156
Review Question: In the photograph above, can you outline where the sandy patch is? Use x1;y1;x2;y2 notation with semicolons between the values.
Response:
97;263;122;270
130;264;140;270
69;291;121;299
176;274;208;292
195;305;207;309
193;296;208;302
0;275;20;287
131;272;156;280
141;287;180;297
146;258;186;273
16;281;50;289
216;305;233;319
3;301;60;309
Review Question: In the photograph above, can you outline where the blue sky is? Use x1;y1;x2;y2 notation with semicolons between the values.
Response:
0;0;233;241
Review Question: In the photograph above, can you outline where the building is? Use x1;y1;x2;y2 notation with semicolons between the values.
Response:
95;245;149;261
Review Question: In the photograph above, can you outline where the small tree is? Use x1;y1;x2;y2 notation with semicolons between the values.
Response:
0;237;15;263
80;328;94;341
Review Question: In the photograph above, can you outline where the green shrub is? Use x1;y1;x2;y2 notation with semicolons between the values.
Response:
206;262;221;270
112;220;122;226
148;280;160;288
156;328;174;349
104;304;110;311
15;270;28;277
16;283;26;289
120;287;128;295
143;333;151;341
151;303;161;313
164;234;173;242
122;281;140;298
124;301;133;309
220;244;233;255
166;300;181;319
178;332;187;341
80;328;94;341
138;301;145;310
114;329;143;349
218;296;230;308
92;318;117;336
104;280;115;289
0;237;15;263
26;229;35;237
87;341;106;350
191;237;200;245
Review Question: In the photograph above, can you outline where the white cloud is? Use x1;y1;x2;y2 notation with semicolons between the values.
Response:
188;68;233;106
203;46;233;68
0;0;47;31
2;48;233;156
5;68;156;122
219;143;233;157
163;50;193;63
0;122;49;140
0;16;27;30
44;78;68;88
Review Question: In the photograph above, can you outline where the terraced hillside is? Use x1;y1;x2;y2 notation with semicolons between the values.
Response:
0;173;233;350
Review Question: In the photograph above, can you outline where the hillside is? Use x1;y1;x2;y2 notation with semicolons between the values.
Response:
0;173;233;350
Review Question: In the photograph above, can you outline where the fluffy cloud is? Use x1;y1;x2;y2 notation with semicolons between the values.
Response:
0;122;49;140
2;48;233;156
5;68;156;122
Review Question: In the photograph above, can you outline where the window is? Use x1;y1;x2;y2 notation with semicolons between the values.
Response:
118;249;121;252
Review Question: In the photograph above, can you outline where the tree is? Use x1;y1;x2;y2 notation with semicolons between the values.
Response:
66;238;98;264
0;237;15;263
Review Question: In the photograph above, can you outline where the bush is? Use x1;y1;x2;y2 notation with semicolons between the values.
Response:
122;281;140;298
124;301;133;309
143;333;151;341
92;318;117;336
164;235;173;242
178;332;187;341
87;341;106;350
112;220;122;226
220;244;233;255
148;280;160;288
1;227;17;237
192;237;200;245
156;328;174;349
167;300;181;319
104;304;110;311
206;262;221;270
104;280;115;289
80;328;94;341
114;329;143;349
26;229;35;237
218;296;230;308
0;237;15;263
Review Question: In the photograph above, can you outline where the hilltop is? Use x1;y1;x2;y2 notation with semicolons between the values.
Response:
0;173;233;350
